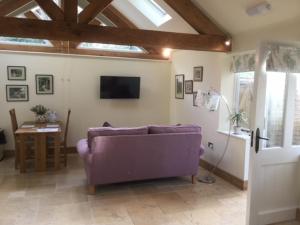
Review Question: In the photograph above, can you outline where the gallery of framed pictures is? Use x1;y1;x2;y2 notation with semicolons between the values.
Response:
6;85;29;102
36;74;54;95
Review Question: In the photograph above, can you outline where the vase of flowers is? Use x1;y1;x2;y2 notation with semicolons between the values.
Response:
230;111;247;135
31;105;48;123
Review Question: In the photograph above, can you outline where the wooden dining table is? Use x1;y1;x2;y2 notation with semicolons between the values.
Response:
15;121;62;173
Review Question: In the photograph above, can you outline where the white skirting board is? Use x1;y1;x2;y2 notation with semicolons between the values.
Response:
258;207;298;225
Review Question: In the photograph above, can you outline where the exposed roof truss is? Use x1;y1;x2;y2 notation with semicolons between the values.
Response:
0;0;231;60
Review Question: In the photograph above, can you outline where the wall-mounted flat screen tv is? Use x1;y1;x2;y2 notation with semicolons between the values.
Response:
100;76;140;99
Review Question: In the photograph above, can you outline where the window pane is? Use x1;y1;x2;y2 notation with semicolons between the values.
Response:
79;43;144;53
265;72;286;148
236;72;255;128
128;0;172;27
293;74;300;145
0;37;51;46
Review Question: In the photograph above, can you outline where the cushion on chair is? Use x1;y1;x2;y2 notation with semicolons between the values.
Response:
87;126;148;148
148;125;201;134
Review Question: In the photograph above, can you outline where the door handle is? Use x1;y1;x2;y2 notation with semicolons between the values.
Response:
255;128;270;154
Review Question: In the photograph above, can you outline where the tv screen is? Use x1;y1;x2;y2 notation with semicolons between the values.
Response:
100;76;140;99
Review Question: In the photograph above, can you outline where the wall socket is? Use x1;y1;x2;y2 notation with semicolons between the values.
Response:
208;142;214;150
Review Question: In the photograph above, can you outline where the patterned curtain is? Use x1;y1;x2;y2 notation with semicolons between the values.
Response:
232;53;256;73
267;45;300;73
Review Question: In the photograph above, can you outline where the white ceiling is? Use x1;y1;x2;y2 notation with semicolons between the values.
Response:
112;0;300;35
193;0;300;34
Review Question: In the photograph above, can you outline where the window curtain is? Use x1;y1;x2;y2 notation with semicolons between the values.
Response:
232;53;256;73
267;44;300;73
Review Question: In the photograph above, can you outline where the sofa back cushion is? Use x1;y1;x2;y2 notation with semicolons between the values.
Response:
88;126;148;148
148;125;201;134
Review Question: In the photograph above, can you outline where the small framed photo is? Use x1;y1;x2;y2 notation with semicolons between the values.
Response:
6;85;29;102
7;66;26;80
185;80;193;94
193;66;203;82
36;74;54;95
175;74;184;99
193;92;198;107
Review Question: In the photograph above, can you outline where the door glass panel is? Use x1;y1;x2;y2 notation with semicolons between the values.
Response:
293;74;300;145
265;72;287;148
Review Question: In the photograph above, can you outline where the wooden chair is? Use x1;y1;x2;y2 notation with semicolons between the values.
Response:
62;109;71;166
47;109;71;167
9;109;19;169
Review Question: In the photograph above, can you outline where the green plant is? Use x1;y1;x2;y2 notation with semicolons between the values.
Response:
30;104;48;116
230;111;247;127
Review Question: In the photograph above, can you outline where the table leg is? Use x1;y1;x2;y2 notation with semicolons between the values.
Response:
54;133;60;170
34;135;40;172
19;135;26;173
39;133;47;171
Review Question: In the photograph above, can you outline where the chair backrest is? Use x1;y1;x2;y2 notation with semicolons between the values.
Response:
63;109;71;147
9;109;18;135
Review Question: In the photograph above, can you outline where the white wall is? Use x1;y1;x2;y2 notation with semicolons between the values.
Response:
170;50;250;181
0;52;171;149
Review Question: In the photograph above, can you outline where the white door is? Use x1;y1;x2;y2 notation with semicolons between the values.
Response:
247;42;300;225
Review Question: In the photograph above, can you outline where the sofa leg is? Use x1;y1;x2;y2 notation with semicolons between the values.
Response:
88;185;96;195
192;175;197;184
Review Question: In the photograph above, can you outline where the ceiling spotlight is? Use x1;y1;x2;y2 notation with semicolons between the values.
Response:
246;1;271;16
225;40;231;46
162;48;172;58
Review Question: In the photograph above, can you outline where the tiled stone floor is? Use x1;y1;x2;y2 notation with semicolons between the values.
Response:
0;154;299;225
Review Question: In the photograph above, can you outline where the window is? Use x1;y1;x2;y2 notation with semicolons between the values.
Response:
265;72;287;147
78;43;144;53
292;74;300;145
0;37;51;46
234;72;255;128
31;6;51;20
128;0;172;27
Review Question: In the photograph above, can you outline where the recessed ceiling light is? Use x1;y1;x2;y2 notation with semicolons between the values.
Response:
225;40;231;46
162;48;172;58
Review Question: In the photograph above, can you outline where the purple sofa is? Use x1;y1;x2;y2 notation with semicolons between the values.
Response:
77;125;204;194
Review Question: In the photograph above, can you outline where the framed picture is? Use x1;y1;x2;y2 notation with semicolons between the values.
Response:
185;80;193;94
193;66;203;82
7;66;26;80
6;85;29;102
175;74;184;99
193;92;198;107
36;74;54;95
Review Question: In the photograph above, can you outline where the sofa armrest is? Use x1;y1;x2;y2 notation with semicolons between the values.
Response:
77;139;90;159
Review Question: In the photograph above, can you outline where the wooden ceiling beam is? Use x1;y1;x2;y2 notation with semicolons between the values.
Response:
64;0;78;23
34;0;64;20
78;0;113;24
24;11;62;48
102;5;136;29
102;5;160;55
0;0;32;16
0;17;231;52
163;0;226;36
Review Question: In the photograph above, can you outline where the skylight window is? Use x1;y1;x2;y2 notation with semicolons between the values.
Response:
79;43;144;53
32;6;51;20
0;37;52;46
128;0;172;27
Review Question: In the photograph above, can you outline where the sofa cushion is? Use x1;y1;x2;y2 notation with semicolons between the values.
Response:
102;121;112;127
148;125;201;134
87;126;148;148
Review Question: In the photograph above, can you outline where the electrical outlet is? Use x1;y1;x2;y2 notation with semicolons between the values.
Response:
208;142;214;150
